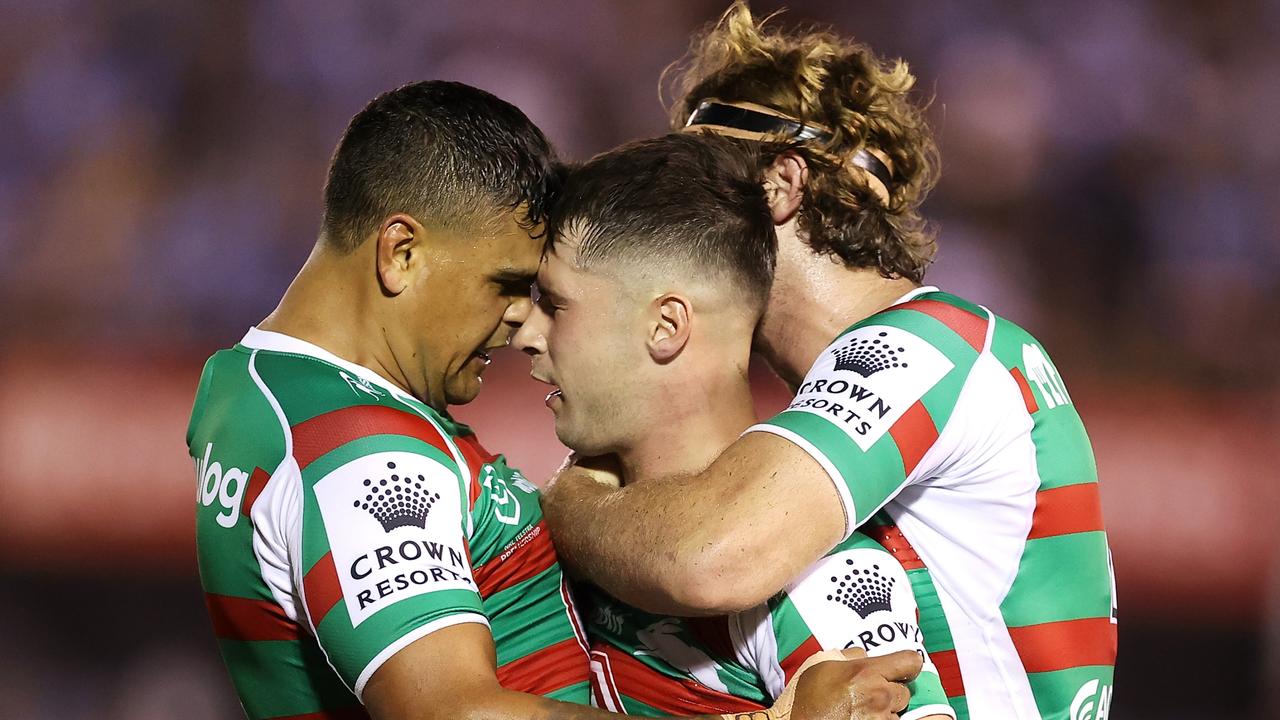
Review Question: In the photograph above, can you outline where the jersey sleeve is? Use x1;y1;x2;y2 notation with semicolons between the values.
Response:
746;320;967;538
289;413;488;699
741;539;955;720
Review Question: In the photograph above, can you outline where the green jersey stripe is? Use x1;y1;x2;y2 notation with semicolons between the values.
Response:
217;637;360;718
1000;532;1112;626
1026;665;1114;720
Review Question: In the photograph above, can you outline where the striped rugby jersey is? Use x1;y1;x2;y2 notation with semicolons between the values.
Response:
585;517;955;720
188;328;590;719
747;288;1117;720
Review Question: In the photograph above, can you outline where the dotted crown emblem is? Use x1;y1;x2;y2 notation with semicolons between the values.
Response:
352;461;441;532
827;559;896;619
832;332;908;376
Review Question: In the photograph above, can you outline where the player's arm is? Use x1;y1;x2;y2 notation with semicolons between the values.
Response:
541;432;847;616
364;623;924;720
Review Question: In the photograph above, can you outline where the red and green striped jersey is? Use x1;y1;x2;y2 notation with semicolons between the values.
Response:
747;288;1117;720
188;328;590;719
585;519;954;720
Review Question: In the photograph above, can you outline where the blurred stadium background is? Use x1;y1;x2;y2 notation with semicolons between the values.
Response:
0;0;1277;717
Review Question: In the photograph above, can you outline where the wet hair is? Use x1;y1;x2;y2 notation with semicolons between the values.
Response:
666;2;941;282
321;80;559;252
551;132;776;309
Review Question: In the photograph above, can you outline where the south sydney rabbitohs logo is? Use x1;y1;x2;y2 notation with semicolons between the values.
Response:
832;332;909;376
827;559;896;619
353;461;442;532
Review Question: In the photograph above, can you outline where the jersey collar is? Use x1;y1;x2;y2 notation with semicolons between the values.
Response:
238;327;419;404
890;285;939;307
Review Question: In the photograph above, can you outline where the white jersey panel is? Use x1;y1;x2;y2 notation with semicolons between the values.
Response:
886;351;1041;718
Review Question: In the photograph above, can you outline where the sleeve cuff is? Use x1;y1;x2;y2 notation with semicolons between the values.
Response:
353;612;491;699
743;423;856;541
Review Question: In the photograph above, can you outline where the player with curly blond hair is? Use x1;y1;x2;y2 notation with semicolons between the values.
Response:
540;5;1117;719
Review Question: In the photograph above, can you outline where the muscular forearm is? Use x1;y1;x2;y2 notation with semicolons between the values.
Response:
542;470;744;615
542;434;846;616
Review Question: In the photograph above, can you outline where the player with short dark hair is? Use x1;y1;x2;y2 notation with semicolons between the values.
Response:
542;6;1118;719
515;131;952;720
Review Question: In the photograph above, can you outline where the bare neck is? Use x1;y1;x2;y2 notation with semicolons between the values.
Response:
258;245;416;397
617;358;758;487
759;265;921;390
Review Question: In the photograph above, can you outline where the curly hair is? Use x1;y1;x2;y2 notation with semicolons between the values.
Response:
665;2;941;281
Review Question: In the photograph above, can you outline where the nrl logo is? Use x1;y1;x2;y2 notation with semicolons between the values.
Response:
827;559;896;619
352;461;441;532
832;332;909;376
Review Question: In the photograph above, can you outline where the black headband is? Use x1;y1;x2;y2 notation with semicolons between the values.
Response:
685;100;894;191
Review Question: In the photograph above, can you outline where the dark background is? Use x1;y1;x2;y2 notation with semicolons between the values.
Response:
0;1;1277;718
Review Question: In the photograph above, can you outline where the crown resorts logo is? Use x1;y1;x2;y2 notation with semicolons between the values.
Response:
352;461;441;532
827;559;896;619
832;332;909;376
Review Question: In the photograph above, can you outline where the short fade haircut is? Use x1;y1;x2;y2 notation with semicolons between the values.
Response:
321;80;559;252
551;132;776;309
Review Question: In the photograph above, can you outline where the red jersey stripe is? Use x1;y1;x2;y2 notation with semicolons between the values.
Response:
302;552;344;627
1028;484;1106;539
596;643;767;714
1010;617;1118;674
474;521;557;598
496;637;590;695
291;405;452;471
896;298;988;352
240;467;272;518
862;524;926;571
888;400;938;477
1009;367;1040;414
929;649;966;698
205;593;302;642
779;635;824;683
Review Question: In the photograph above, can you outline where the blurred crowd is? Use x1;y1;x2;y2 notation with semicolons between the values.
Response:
2;0;1277;383
1;1;1277;718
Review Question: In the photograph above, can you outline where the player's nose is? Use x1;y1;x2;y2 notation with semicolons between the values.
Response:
512;306;547;356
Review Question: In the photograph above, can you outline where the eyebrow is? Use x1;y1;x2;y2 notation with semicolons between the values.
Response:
534;280;565;304
491;268;538;284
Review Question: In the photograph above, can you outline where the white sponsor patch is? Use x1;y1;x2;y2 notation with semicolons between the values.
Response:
785;547;933;671
314;451;475;627
787;325;953;450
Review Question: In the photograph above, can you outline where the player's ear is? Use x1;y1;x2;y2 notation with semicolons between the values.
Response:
763;151;807;224
375;213;424;296
647;293;692;363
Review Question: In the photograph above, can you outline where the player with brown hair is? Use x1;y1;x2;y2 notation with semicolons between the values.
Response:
542;5;1117;719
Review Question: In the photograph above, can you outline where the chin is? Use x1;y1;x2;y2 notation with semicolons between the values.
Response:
444;377;483;406
553;421;610;457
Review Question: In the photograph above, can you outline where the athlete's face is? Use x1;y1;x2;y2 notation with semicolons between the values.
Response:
513;236;648;454
400;209;542;408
